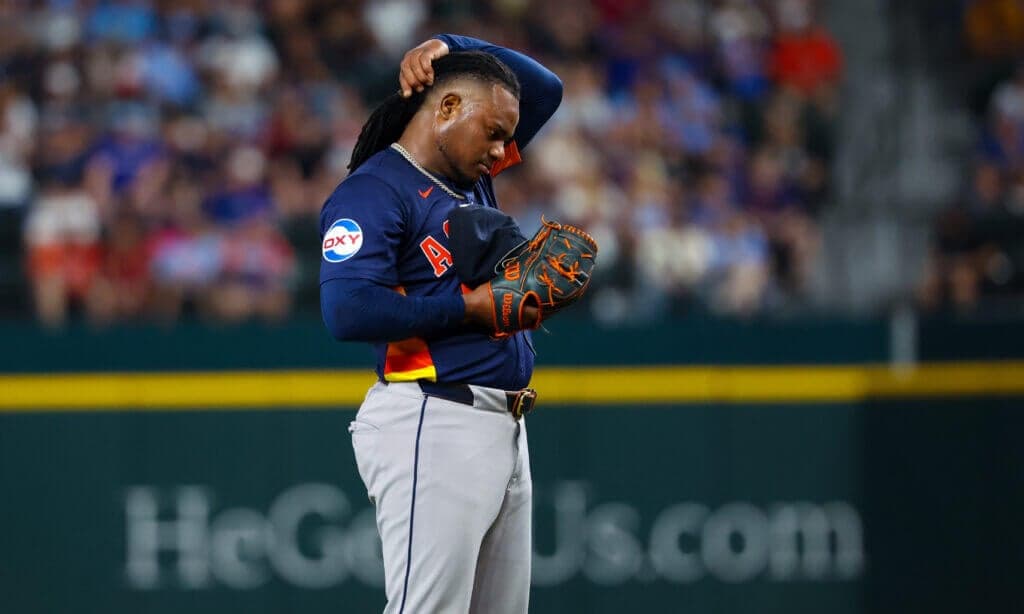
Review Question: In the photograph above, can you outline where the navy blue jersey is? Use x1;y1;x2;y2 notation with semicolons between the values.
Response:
319;34;562;390
319;147;534;389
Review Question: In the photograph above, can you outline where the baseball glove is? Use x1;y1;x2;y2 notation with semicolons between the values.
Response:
485;218;598;336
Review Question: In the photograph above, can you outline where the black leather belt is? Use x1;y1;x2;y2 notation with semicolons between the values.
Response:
417;381;538;420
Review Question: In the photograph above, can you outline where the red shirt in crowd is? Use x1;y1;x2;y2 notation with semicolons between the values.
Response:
770;27;843;95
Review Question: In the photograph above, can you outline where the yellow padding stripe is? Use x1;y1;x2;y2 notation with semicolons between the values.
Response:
383;365;438;383
0;370;375;411
532;362;1024;403
1;361;1023;412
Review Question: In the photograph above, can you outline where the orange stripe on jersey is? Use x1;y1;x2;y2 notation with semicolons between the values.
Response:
383;337;437;382
383;284;437;382
489;140;522;176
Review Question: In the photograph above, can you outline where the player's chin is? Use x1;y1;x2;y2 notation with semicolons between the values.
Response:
470;163;491;181
461;164;488;183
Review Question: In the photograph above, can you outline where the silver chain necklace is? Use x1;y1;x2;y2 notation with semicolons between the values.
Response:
390;143;466;200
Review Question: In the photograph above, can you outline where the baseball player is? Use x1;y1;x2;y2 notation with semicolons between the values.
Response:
319;35;563;613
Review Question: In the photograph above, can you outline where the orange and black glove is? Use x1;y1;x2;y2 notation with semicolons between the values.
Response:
484;218;598;336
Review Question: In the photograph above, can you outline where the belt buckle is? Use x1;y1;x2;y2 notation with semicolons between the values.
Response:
509;388;538;420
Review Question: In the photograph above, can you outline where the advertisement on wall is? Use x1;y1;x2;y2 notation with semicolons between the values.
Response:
122;481;864;590
0;404;864;614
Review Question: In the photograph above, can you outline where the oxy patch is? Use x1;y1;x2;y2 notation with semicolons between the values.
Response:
322;218;363;263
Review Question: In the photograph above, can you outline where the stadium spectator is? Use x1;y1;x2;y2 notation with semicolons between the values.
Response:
203;145;295;322
920;136;1024;313
24;174;104;327
769;0;842;97
87;209;152;325
0;83;35;211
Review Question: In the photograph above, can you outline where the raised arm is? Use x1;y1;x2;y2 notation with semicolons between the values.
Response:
399;35;563;151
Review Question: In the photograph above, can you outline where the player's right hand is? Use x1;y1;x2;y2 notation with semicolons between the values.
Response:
399;38;450;98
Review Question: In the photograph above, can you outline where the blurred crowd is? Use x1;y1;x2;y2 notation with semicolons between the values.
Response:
919;0;1024;314
0;0;842;327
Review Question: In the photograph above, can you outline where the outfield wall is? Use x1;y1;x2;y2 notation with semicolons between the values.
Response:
1;316;1021;613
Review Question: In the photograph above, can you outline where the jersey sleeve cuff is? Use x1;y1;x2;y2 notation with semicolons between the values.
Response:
438;292;466;326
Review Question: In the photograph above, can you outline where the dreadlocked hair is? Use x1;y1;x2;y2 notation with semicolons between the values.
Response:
347;50;521;173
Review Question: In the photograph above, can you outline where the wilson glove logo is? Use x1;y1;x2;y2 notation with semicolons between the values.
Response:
501;293;514;328
323;219;363;263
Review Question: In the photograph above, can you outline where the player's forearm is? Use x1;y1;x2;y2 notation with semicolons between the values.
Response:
433;34;563;149
321;278;465;342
